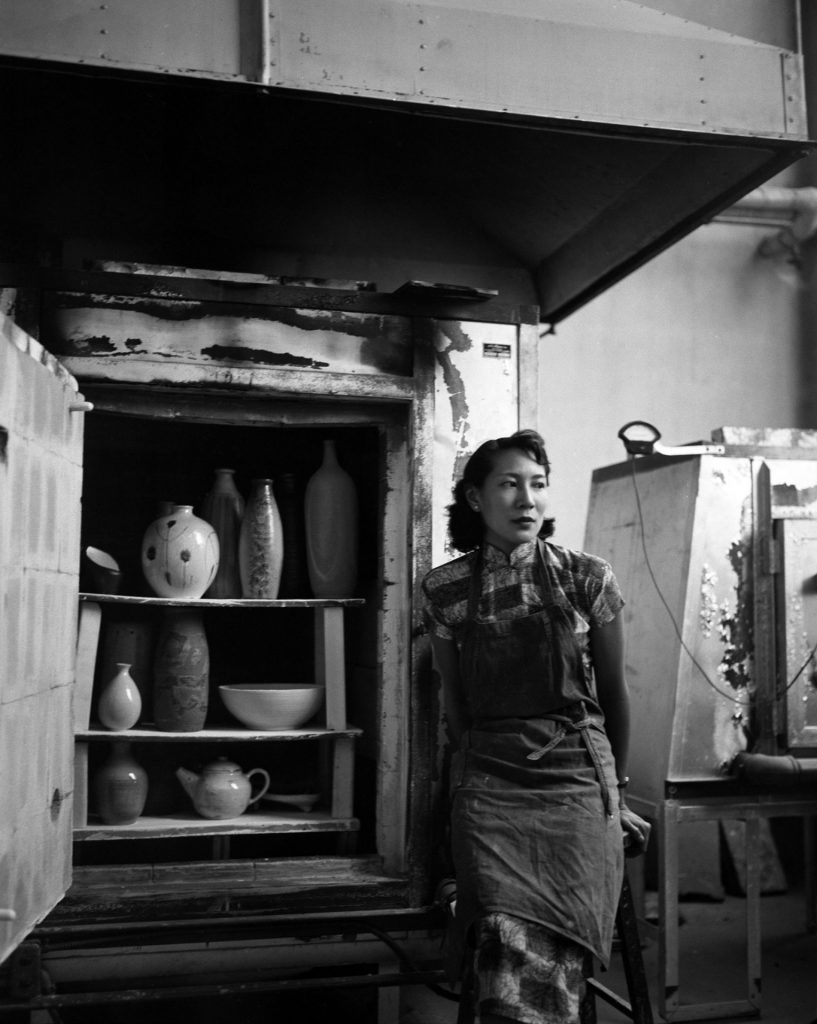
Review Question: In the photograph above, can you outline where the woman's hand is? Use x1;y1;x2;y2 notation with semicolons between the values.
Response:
620;806;651;858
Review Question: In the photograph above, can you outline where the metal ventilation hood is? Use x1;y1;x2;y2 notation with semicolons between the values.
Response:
0;0;812;323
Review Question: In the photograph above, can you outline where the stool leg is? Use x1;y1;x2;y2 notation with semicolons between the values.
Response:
580;951;598;1024
457;951;476;1024
616;871;655;1024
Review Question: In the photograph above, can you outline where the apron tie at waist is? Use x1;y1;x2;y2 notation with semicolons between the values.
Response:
525;714;614;817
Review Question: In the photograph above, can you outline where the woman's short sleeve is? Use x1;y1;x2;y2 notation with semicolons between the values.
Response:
588;559;625;628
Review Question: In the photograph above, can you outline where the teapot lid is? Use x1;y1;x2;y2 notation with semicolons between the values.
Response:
204;756;243;774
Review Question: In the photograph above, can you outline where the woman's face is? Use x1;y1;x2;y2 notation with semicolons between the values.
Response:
468;447;549;554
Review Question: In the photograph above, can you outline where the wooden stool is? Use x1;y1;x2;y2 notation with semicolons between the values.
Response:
455;871;653;1024
582;871;654;1024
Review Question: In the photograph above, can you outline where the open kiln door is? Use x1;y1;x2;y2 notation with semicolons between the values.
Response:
0;315;84;964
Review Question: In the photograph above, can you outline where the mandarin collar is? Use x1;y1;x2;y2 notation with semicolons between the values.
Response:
482;539;538;569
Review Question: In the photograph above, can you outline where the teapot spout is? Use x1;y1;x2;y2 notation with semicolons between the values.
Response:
175;766;200;802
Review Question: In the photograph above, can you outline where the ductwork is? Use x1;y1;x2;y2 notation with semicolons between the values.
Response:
716;185;817;264
731;751;817;788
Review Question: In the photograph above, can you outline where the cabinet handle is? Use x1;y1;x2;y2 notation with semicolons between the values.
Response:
69;401;94;413
0;909;17;921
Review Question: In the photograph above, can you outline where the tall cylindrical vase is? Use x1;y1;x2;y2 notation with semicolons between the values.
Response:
305;440;358;598
201;468;245;599
239;478;284;599
152;608;209;731
276;473;310;599
94;740;148;825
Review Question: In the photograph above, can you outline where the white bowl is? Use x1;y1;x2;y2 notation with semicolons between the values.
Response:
219;683;325;730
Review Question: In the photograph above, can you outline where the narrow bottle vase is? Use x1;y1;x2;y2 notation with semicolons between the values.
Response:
202;468;245;599
239;478;284;599
276;473;310;598
305;440;358;598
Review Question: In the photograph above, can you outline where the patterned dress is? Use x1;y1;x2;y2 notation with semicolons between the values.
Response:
423;539;625;1024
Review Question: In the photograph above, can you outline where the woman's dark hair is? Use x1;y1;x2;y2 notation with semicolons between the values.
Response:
447;429;555;552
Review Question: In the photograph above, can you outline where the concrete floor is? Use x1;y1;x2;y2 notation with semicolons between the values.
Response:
400;885;817;1024
43;886;816;1023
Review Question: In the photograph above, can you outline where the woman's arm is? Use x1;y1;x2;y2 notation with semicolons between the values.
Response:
430;633;469;749
589;614;630;782
590;613;651;855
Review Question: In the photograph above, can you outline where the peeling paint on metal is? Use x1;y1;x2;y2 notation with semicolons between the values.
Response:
717;538;753;702
699;564;718;638
434;321;473;485
773;481;817;508
200;344;329;369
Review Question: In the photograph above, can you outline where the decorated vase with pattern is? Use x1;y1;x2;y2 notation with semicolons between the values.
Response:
141;504;220;600
238;478;284;599
152;608;209;731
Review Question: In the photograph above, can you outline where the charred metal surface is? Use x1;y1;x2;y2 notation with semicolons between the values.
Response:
41;291;415;377
720;540;753;698
772;481;817;507
200;344;329;369
433;321;474;486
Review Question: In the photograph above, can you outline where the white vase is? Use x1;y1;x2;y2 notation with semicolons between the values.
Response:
141;504;220;599
304;440;358;598
98;662;142;731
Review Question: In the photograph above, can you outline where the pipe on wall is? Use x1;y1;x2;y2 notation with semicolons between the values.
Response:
715;185;817;264
732;750;817;788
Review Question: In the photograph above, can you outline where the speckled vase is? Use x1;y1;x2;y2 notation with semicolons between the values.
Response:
141;504;220;600
238;478;284;599
305;440;358;598
201;468;245;599
152;608;209;732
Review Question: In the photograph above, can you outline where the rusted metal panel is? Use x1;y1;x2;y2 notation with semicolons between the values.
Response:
42;293;414;381
430;319;519;568
587;445;817;808
776;519;817;754
0;315;83;965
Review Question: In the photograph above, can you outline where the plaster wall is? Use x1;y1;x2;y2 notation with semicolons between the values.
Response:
542;220;809;552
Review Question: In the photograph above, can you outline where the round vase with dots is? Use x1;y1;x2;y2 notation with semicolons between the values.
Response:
141;504;220;600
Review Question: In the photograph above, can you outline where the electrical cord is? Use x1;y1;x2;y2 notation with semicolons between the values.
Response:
628;457;747;706
629;456;817;705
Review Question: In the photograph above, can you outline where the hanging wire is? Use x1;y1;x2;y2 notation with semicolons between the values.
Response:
778;638;817;697
628;458;746;705
629;457;817;704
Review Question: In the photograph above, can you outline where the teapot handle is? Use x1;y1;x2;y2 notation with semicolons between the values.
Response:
246;768;271;806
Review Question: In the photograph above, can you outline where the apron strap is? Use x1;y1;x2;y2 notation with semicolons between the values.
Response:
525;705;615;817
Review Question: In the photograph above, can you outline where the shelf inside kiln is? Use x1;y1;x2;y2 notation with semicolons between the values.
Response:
74;811;360;842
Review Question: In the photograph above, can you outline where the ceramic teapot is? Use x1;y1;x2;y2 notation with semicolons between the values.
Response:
176;757;271;819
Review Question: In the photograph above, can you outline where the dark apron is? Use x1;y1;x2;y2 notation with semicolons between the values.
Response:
448;542;623;970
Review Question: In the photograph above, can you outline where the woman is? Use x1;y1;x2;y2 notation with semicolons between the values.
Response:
423;429;650;1024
